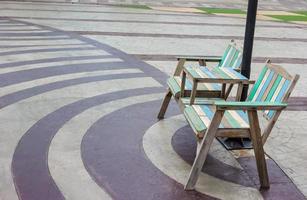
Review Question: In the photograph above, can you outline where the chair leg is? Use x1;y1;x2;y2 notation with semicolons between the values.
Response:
157;89;172;119
248;110;270;189
184;111;224;190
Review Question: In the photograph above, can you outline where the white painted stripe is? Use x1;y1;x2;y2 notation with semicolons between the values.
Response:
0;26;41;30
0;67;136;97
0;58;117;74
0;44;91;53
0;35;69;39
0;39;86;46
49;93;163;200
0;76;161;200
0;48;102;58
143;115;262;200
0;30;51;34
0;49;109;64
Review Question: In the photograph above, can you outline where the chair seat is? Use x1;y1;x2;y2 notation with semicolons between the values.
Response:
184;105;250;138
167;76;221;98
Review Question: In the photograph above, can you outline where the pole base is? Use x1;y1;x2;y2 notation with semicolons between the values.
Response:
217;137;252;150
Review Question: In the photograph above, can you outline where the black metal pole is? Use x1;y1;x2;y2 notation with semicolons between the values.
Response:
241;0;258;101
218;0;259;150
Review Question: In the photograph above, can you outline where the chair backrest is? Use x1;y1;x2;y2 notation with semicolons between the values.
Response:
218;40;243;70
247;60;299;120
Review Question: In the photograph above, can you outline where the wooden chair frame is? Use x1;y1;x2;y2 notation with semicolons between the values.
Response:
184;61;300;190
158;40;242;119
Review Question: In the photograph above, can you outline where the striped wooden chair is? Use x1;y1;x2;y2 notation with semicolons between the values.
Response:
183;60;299;190
157;40;243;119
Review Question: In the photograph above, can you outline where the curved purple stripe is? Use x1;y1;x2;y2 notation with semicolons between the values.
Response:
81;100;216;200
0;73;145;108
12;87;163;200
0;47;97;56
10;18;168;85
172;126;254;187
0;61;126;87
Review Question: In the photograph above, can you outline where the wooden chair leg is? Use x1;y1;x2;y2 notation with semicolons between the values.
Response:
184;111;224;190
225;83;234;99
157;89;172;119
236;83;244;101
174;58;186;76
248;110;270;189
198;59;206;66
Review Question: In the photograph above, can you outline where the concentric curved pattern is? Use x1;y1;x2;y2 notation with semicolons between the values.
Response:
0;17;167;200
82;100;214;200
143;115;263;200
1;8;303;199
49;93;163;200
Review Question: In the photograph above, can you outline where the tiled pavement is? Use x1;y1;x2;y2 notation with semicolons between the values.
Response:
0;1;307;200
9;0;307;11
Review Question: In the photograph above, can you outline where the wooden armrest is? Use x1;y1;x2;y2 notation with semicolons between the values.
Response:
177;56;222;62
215;101;287;110
246;80;256;84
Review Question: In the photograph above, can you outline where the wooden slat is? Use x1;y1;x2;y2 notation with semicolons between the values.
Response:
254;70;274;101
228;50;239;67
265;75;282;101
212;67;232;79
228;110;249;128
264;77;285;116
261;72;279;101
248;66;268;100
267;80;290;118
232;51;242;70
219;44;232;67
184;106;207;133
220;46;236;67
193;105;211;128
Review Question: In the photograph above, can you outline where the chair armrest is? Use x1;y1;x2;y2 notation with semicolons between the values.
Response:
215;101;287;110
177;56;222;62
246;80;256;84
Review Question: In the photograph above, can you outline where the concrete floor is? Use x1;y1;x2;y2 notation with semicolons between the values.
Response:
0;1;307;200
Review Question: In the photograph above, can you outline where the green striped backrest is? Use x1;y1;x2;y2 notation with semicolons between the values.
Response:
247;60;299;119
218;41;243;70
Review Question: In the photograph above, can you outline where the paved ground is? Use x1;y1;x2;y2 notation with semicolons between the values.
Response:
9;0;307;10
0;1;307;200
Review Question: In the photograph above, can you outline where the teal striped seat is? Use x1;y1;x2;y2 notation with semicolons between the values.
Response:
167;75;221;98
157;40;243;120
183;60;299;137
184;105;249;138
169;41;242;97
